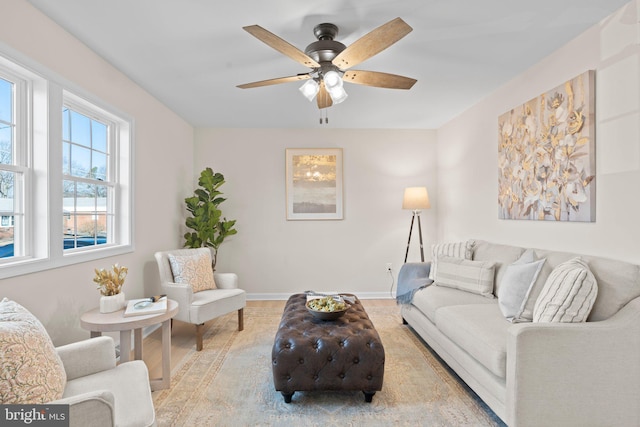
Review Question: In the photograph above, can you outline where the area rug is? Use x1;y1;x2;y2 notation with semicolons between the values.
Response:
152;305;503;426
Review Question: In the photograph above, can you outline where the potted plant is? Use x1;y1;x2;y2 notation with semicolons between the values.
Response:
93;263;128;313
184;167;237;270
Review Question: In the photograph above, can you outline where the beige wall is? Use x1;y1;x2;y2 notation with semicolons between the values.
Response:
194;128;437;298
0;1;194;345
437;1;640;264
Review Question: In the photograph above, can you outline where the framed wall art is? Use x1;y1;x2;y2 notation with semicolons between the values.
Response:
285;148;343;220
498;70;596;222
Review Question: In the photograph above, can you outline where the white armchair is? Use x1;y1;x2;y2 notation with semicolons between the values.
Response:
154;248;246;351
53;336;156;427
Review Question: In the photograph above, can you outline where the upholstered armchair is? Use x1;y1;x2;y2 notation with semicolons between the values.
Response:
0;298;155;427
154;248;246;351
54;336;156;427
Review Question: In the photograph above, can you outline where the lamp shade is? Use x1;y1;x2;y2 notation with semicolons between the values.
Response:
402;187;430;210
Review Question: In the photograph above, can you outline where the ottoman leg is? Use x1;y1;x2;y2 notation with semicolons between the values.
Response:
363;391;375;403
282;392;294;403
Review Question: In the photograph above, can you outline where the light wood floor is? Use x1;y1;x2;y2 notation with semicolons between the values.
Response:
140;299;396;380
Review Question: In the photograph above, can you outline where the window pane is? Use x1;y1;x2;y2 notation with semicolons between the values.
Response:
62;108;70;142
70;110;90;147
0;171;15;259
92;152;107;180
70;144;91;177
0;78;11;124
92;121;107;152
0;126;11;165
0;218;13;258
0;171;14;210
62;141;70;175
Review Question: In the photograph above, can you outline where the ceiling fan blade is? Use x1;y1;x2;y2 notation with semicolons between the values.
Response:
243;25;320;68
237;74;311;89
343;70;416;89
332;17;412;69
317;82;333;109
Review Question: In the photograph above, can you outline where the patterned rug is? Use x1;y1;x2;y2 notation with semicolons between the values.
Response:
152;305;503;426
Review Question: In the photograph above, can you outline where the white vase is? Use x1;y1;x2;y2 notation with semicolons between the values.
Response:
100;292;125;313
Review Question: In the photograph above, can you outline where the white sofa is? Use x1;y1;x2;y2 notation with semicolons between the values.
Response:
401;240;640;427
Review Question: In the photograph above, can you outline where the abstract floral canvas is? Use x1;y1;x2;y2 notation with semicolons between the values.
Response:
498;70;595;221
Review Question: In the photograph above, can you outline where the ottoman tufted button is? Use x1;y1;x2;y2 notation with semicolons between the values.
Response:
299;358;304;364
367;375;372;380
339;373;345;379
313;374;318;380
327;356;333;362
353;357;359;364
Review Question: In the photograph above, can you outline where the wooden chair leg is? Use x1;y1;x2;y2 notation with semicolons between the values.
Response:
238;308;244;331
196;323;204;351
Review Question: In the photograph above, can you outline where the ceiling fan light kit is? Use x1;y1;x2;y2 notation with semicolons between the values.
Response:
238;17;417;113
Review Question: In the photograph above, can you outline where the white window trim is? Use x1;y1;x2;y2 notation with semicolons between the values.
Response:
0;48;134;280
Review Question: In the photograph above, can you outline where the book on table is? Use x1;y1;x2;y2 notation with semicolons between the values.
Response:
123;298;168;317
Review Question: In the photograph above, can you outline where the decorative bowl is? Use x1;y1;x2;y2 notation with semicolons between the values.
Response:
306;297;350;320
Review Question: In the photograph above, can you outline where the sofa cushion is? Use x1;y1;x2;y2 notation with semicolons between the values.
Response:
434;256;496;298
0;298;66;403
533;258;598;322
428;240;475;280
411;285;495;323
498;250;546;322
472;240;526;297
169;250;217;293
526;249;640;322
435;303;509;378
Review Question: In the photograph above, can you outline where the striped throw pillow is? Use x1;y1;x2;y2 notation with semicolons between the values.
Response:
434;256;496;298
533;258;598;323
428;240;475;280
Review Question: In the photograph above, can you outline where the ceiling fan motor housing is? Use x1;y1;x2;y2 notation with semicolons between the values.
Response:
305;23;346;65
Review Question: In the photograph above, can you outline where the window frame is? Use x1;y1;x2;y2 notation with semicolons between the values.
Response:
0;49;134;279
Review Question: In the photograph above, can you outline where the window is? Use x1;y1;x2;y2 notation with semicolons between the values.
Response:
0;51;133;279
0;72;26;261
62;107;111;251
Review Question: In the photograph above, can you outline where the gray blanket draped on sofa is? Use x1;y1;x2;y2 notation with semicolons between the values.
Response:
395;262;432;304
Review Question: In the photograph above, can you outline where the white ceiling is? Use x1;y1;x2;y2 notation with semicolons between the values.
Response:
27;0;629;129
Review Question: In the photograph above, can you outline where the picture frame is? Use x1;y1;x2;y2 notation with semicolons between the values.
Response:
498;70;596;222
285;148;343;220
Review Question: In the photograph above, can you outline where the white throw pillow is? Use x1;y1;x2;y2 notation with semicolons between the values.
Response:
0;298;67;404
429;240;475;281
498;250;546;322
533;257;598;323
434;256;496;298
169;250;217;293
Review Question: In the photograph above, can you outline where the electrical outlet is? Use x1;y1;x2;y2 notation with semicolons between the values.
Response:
386;263;393;272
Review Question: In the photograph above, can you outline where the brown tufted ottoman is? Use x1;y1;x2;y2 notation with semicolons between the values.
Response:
271;293;385;403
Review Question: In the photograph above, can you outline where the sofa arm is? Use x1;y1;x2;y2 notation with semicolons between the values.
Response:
214;272;238;289
56;336;116;381
506;297;640;427
52;390;115;427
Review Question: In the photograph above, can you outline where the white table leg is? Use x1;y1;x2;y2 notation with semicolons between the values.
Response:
119;329;131;363
150;318;172;391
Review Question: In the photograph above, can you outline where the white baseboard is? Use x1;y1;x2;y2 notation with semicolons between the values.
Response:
247;292;395;301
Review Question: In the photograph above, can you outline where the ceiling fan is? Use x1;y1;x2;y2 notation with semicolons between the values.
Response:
237;17;417;109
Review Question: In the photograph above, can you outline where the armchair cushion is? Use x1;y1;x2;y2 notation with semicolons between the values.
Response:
0;298;66;404
168;249;217;292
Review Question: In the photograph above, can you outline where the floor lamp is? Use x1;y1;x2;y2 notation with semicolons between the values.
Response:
403;187;430;263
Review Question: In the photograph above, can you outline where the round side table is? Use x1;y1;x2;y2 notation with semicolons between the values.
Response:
80;299;179;391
